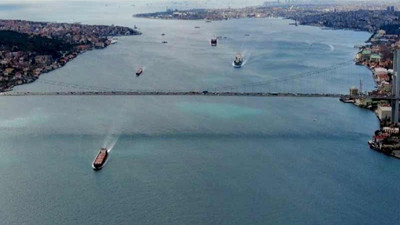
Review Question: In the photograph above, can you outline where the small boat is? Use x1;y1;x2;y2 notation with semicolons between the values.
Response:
244;34;250;36
161;41;168;44
233;53;243;68
136;68;143;76
340;97;355;103
110;39;118;44
194;26;200;29
92;148;109;171
211;38;217;46
368;140;377;150
161;33;166;36
289;20;299;26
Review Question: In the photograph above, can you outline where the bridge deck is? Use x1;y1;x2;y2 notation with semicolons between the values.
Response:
0;91;345;98
0;91;394;100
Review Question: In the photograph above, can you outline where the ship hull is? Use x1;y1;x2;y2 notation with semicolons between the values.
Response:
92;155;108;170
136;69;143;76
233;53;243;68
92;149;109;171
233;62;243;68
92;154;108;170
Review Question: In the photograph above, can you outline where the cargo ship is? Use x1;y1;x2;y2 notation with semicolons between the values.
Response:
92;148;109;170
136;68;143;76
211;38;217;46
233;53;243;68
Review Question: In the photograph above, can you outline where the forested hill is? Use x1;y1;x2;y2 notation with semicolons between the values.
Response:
0;30;72;58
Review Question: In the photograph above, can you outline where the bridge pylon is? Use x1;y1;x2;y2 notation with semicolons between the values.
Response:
392;49;400;125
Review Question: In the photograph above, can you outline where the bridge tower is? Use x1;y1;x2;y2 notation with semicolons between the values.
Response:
392;49;400;125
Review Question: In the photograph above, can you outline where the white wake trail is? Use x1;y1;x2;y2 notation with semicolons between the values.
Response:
103;134;119;153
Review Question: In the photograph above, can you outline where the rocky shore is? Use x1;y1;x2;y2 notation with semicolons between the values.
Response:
0;20;141;92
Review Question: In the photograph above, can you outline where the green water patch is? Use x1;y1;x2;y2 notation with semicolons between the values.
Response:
176;102;263;119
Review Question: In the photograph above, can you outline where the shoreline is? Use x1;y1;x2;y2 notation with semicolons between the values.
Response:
136;10;400;159
0;20;141;92
2;15;395;158
344;37;400;159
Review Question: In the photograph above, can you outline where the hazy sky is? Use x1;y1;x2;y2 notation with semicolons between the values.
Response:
0;0;395;6
0;0;387;2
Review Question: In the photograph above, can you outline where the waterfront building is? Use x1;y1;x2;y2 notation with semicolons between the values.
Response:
370;54;382;63
387;6;395;12
349;86;359;96
376;104;392;122
383;127;400;134
377;74;390;83
360;49;371;61
4;68;14;76
33;68;42;76
374;67;388;75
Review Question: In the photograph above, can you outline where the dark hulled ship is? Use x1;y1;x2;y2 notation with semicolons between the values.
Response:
233;53;243;68
92;148;109;170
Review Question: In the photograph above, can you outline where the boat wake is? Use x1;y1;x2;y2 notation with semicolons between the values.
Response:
103;134;119;153
101;110;125;152
242;51;251;66
328;44;335;52
232;51;251;68
305;41;335;52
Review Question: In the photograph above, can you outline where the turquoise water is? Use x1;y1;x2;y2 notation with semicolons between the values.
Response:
1;1;399;225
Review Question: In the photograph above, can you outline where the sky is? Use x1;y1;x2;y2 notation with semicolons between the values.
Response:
0;0;389;2
0;0;396;7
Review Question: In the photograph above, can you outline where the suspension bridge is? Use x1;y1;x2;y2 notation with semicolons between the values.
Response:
0;59;379;99
0;91;344;97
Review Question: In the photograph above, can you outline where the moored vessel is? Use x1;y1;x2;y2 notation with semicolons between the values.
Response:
92;148;109;170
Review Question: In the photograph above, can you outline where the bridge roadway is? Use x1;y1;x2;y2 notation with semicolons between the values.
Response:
0;91;346;98
0;91;395;100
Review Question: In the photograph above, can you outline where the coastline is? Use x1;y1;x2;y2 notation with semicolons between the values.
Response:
136;10;399;159
0;20;141;92
1;14;395;158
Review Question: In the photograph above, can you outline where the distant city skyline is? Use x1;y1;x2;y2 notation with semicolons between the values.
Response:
2;0;399;3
